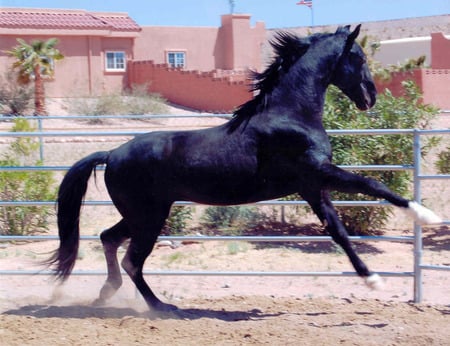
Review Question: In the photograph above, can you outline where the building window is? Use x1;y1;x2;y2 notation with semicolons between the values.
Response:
167;51;186;68
105;51;126;71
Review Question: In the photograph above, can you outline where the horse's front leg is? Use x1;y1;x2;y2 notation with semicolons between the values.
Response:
320;163;442;225
302;190;383;290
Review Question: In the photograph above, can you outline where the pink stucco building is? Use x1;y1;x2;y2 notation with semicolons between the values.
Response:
0;8;141;97
376;33;450;110
0;8;265;111
0;8;449;111
134;14;265;72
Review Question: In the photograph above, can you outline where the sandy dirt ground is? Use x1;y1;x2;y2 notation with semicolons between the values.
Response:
1;234;449;346
0;103;449;345
1;295;449;346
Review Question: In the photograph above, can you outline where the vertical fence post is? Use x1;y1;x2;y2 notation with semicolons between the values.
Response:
413;129;423;303
37;116;44;162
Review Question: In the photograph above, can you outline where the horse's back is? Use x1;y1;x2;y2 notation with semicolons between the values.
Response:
102;127;263;204
105;131;182;181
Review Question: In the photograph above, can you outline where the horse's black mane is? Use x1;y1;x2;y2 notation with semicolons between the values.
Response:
228;31;333;132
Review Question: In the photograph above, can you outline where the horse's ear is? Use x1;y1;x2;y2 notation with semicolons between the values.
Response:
343;24;361;54
348;24;361;42
335;25;351;34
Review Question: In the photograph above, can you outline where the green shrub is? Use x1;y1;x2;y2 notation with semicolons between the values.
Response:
0;119;56;235
321;81;438;235
436;145;450;174
162;206;193;235
200;206;265;234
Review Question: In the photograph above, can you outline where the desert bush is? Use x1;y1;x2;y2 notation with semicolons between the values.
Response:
123;84;169;116
0;119;56;235
0;70;33;115
69;84;168;123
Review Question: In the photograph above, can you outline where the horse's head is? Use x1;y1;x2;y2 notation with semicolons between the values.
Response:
330;25;377;110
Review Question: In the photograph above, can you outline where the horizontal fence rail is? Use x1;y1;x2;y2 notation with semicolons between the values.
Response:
1;234;415;243
2;270;414;278
0;114;448;303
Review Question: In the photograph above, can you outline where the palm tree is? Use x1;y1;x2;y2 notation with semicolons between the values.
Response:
6;38;64;115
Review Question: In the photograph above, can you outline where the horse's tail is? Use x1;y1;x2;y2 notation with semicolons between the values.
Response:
46;151;110;281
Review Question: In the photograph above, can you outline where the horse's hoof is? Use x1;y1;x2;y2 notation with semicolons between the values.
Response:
365;274;384;290
147;302;179;318
92;298;106;306
406;202;443;225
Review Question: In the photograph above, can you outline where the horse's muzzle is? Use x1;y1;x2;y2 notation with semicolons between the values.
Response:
357;82;376;110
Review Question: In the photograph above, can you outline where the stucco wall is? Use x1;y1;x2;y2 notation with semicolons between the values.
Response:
431;33;450;69
129;60;251;112
374;37;432;67
0;34;134;97
376;69;450;110
375;32;450;110
222;14;265;71
421;69;450;109
374;32;450;69
134;14;265;72
0;12;447;112
134;26;219;71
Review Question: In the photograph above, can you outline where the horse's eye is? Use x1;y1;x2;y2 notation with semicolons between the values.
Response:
350;53;366;66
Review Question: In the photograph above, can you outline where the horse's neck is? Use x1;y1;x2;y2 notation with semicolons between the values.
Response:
272;70;329;126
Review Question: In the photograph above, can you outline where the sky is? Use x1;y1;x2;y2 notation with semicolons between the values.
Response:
0;0;449;29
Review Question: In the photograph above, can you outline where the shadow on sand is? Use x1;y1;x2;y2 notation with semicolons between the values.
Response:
422;225;450;253
2;302;285;321
244;222;383;255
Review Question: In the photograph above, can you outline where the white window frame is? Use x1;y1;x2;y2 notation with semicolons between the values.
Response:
105;51;126;72
166;51;186;68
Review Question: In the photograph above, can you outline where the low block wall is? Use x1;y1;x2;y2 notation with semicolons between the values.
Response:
130;62;450;112
128;60;253;113
376;69;450;110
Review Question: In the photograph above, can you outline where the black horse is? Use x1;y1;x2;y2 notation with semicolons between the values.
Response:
48;25;441;312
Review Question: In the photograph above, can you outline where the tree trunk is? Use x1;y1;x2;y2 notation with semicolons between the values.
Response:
33;65;46;115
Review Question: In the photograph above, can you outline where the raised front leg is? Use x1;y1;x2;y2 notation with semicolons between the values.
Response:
320;163;442;225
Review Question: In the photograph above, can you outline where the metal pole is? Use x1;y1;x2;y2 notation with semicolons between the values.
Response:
37;116;44;161
413;130;423;303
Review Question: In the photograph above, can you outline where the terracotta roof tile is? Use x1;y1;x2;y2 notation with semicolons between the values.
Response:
0;8;141;32
94;14;141;31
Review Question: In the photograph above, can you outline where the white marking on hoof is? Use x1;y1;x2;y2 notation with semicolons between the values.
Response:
406;202;443;225
365;274;384;290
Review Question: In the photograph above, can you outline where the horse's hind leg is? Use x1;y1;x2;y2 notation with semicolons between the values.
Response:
94;219;130;305
303;191;383;290
120;205;176;312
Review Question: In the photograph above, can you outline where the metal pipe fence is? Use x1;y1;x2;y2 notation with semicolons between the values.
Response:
0;114;448;303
